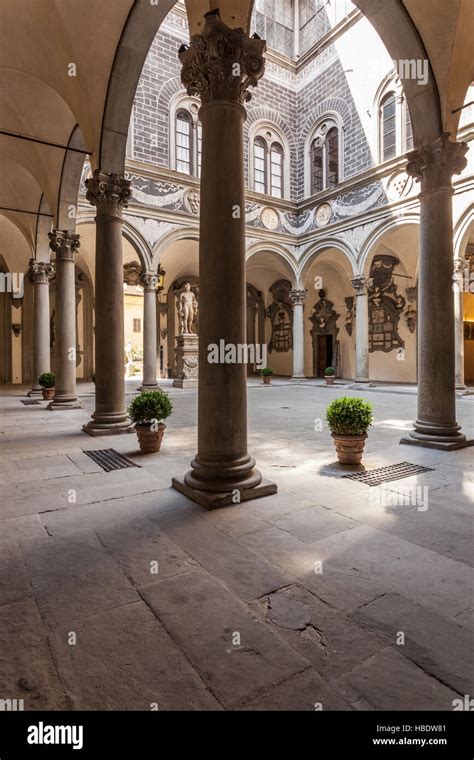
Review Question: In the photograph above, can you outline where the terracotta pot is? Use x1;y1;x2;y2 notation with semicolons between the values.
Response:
135;422;166;453
42;388;55;400
324;375;335;385
332;433;367;465
262;376;272;384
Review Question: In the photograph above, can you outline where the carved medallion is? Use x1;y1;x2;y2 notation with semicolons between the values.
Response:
386;170;413;201
184;189;200;215
261;207;280;230
315;202;332;227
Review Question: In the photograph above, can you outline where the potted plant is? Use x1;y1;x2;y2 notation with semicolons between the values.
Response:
326;396;373;465
128;390;173;453
324;366;336;385
260;367;274;385
38;372;55;401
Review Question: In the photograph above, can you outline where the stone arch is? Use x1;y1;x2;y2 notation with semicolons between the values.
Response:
352;0;442;146
454;205;474;260
56;124;88;231
98;0;179;175
76;214;153;274
300;98;353;147
246;241;298;283
152;227;200;270
298;238;358;283
358;213;420;276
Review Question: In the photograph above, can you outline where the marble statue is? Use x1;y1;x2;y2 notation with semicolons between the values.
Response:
179;282;198;334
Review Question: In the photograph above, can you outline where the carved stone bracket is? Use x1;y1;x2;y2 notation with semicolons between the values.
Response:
86;170;132;219
179;9;266;105
351;275;372;295
406;132;468;192
48;230;80;261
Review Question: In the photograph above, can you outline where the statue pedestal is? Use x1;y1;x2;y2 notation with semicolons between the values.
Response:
173;333;198;388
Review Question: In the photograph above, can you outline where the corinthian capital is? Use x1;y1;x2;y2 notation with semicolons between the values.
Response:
29;259;53;284
86;170;132;218
141;273;159;291
48;230;80;261
179;9;266;105
289;288;307;306
351;276;372;294
406;133;467;192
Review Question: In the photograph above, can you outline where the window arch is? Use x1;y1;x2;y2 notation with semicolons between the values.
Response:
249;123;290;198
308;116;342;195
376;77;413;162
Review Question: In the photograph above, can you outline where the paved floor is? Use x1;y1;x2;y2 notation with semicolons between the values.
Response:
0;381;472;710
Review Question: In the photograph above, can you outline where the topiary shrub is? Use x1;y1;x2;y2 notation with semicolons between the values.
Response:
326;396;373;436
325;366;335;376
38;372;55;389
260;367;274;376
128;390;173;426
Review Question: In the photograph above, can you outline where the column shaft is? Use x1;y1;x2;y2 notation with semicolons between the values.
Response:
141;274;159;389
83;171;133;435
352;276;370;383
28;260;52;396
172;10;276;507
47;231;81;409
289;289;307;378
453;259;466;389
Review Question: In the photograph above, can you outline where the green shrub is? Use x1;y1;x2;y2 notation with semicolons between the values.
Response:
326;396;373;436
325;366;335;376
260;367;274;376
38;372;55;389
128;390;173;425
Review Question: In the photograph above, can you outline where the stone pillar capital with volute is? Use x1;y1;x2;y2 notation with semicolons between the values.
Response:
289;288;307;307
351;275;372;294
29;259;53;284
179;9;266;107
140;272;159;292
48;230;80;261
85;170;132;219
406;132;468;194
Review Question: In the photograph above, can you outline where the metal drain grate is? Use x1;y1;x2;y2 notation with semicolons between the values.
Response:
83;448;141;473
342;462;434;487
21;399;41;405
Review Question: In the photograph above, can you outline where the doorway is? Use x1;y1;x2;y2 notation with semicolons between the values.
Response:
316;334;333;377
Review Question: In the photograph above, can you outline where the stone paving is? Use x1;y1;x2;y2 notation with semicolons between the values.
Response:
0;380;472;711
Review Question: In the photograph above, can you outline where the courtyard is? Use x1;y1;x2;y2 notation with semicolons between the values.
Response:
1;381;472;711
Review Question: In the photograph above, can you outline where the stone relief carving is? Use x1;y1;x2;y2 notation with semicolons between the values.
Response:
404;286;417;333
368;255;406;352
123;261;143;287
344;296;354;336
266;279;293;353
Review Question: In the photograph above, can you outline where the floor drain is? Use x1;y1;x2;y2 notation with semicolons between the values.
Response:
83;448;141;473
342;462;434;487
21;399;41;405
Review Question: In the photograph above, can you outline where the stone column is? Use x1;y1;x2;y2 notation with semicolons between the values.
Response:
351;275;371;383
453;258;466;390
289;288;307;378
47;231;81;409
172;9;276;508
83;171;133;435
27;259;52;396
140;273;159;390
401;133;471;449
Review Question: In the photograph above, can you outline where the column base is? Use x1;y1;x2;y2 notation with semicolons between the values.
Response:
27;387;43;397
347;381;375;389
172;475;277;510
83;411;134;436
400;420;474;450
47;397;82;410
172;379;198;389
137;383;161;391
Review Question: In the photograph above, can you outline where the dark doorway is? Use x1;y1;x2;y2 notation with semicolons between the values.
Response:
316;334;333;377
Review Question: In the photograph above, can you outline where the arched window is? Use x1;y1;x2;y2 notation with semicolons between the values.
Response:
377;80;413;161
380;93;397;162
308;118;341;194
270;142;283;198
197;122;203;177
176;110;192;175
253;136;267;194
